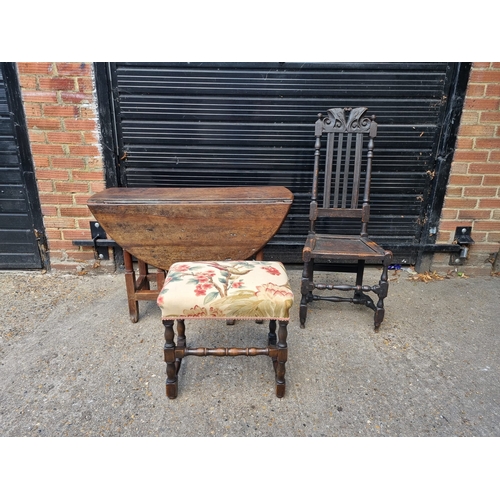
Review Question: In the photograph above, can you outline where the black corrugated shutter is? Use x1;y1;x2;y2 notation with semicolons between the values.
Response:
97;62;467;264
0;63;44;269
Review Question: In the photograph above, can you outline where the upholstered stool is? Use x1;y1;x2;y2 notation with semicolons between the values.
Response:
157;260;294;398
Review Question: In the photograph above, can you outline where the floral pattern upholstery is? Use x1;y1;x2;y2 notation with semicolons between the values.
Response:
157;261;294;321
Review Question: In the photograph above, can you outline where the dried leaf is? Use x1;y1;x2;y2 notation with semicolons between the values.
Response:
408;271;445;283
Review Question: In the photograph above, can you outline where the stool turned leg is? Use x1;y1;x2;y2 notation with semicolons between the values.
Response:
163;320;178;399
275;321;288;398
268;319;277;371
175;320;186;373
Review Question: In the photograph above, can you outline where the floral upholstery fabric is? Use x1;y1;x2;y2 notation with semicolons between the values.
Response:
157;261;294;321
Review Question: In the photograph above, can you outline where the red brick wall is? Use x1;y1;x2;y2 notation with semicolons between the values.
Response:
17;62;109;272
432;62;500;276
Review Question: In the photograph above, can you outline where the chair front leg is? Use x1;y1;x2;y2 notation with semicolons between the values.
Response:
300;260;313;329
374;252;392;330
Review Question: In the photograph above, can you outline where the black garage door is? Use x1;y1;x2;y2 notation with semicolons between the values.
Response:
94;62;470;265
0;63;46;269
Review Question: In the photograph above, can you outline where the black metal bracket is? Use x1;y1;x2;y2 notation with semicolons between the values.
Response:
454;226;474;245
449;226;474;265
72;221;119;260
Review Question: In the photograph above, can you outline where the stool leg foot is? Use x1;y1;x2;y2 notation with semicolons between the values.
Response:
275;321;288;398
276;382;286;398
166;381;178;399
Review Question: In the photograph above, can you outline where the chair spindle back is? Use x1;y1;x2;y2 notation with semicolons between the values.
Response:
310;107;377;237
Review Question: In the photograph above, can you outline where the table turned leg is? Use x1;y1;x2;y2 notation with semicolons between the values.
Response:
156;268;165;291
138;259;150;292
124;250;139;323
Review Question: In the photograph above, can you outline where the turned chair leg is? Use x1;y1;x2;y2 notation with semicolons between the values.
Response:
300;260;313;329
374;254;391;330
275;321;288;398
354;259;365;299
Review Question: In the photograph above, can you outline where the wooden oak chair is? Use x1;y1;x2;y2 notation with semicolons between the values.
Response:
300;107;392;330
157;260;294;398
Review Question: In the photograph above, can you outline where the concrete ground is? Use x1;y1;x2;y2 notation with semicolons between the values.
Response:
1;265;499;437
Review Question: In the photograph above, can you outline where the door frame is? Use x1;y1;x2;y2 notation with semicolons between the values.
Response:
415;62;471;271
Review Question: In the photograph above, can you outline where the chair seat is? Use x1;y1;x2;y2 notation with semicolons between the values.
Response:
157;260;294;321
305;233;387;260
